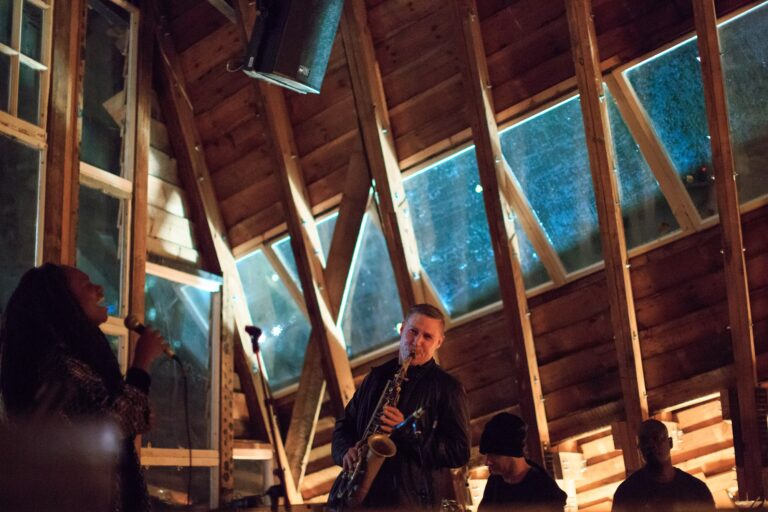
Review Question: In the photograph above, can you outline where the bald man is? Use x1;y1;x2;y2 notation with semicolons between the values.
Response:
612;419;715;512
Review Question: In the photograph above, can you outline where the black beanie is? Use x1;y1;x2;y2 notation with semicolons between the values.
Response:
479;412;527;457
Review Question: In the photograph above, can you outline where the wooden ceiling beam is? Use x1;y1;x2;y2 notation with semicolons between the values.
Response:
692;0;762;498
565;0;648;473
451;0;550;465
153;6;300;504
340;0;427;315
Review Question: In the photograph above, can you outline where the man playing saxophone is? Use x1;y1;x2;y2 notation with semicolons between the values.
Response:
331;304;471;510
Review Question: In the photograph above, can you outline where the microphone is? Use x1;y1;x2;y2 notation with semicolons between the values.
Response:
245;325;262;355
124;314;176;359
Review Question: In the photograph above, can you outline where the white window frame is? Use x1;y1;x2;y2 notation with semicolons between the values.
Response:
140;262;222;508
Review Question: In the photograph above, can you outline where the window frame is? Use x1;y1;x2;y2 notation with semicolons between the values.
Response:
140;261;222;509
0;0;53;128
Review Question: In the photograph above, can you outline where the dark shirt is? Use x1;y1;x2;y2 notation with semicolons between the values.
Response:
331;358;470;509
612;467;715;512
479;462;567;512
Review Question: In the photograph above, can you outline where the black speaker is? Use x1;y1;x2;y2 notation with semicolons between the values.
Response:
243;0;345;94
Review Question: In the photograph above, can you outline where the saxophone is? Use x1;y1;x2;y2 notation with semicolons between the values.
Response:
330;353;415;509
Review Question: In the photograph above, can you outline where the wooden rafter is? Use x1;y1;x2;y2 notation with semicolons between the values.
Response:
152;7;300;504
451;0;549;464
565;0;647;473
692;0;762;498
43;0;85;264
340;0;427;315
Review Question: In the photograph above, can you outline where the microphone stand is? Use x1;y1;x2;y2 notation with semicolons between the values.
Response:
245;326;291;512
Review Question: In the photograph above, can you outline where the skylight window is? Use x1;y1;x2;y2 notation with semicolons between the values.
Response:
624;39;716;219
499;97;603;274
403;147;502;317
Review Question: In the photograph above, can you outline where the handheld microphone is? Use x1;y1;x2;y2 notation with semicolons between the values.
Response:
124;314;176;359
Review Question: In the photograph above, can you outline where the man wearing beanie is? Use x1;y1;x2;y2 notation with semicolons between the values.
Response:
478;412;567;511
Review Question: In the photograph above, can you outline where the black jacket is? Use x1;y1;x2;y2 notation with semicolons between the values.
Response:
332;358;470;509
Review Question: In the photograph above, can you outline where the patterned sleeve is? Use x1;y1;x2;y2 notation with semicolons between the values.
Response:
56;355;152;438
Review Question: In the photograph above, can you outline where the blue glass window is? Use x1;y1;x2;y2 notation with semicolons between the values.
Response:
403;147;501;317
624;39;717;218
499;97;603;273
606;89;680;247
143;274;215;449
0;134;40;313
76;186;123;317
340;212;402;358
237;250;311;389
0;53;9;112
720;3;768;204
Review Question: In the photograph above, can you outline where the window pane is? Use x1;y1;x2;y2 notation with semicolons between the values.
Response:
146;466;211;510
143;274;214;450
0;0;11;46
500;97;603;273
340;213;401;358
76;186;123;316
0;52;10;112
404;147;501;317
272;236;300;290
317;212;337;260
0;134;39;313
237;250;311;389
21;1;43;61
606;89;680;247
18;63;40;124
720;3;768;204
80;1;130;175
625;40;717;218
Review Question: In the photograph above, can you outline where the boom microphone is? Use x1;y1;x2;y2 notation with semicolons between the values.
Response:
124;314;176;359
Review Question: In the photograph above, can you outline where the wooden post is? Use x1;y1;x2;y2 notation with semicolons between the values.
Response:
340;0;426;315
565;0;647;473
44;0;86;264
451;0;549;465
692;0;762;498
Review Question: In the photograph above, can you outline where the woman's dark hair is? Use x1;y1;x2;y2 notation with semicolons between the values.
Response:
0;263;122;414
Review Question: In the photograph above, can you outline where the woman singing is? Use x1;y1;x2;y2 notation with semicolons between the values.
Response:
0;264;165;512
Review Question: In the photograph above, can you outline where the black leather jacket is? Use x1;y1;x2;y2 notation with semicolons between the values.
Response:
332;358;471;509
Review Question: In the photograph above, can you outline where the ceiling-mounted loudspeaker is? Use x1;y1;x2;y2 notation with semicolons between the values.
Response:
243;0;345;94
